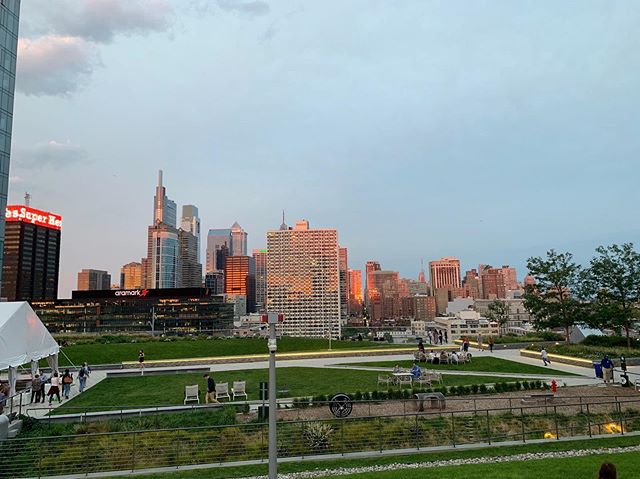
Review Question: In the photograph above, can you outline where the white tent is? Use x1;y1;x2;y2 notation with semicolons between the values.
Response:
0;302;59;398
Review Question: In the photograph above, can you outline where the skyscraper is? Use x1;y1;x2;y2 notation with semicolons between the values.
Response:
365;260;381;306
120;262;142;289
178;228;202;287
266;219;340;338
230;221;248;256
1;204;61;301
429;257;461;291
77;269;111;291
0;1;20;292
224;255;256;313
142;171;179;289
180;205;200;263
252;248;267;313
206;229;231;273
338;247;349;322
347;269;363;316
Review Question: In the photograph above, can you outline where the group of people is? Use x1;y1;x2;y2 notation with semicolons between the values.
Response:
423;330;447;345
28;362;92;406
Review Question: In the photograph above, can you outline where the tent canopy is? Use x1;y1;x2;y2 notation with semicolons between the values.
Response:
0;302;59;371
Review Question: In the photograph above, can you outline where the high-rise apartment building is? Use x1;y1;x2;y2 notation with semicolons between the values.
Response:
120;262;142;289
252;248;267;313
224;255;256;313
266;219;340;338
77;269;111;291
429;257;461;291
230;221;247;256
365;260;381;305
206;229;231;273
0;1;20;292
368;270;400;322
142;171;180;289
180;205;200;263
348;269;363;316
414;295;437;320
178;228;202;287
338;247;349;322
1;204;61;301
204;271;224;294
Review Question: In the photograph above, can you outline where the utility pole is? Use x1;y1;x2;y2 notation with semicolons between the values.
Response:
263;312;283;479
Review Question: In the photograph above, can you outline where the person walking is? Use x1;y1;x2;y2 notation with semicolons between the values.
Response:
541;347;550;366
138;350;145;375
463;337;470;353
78;362;91;393
601;355;614;384
476;333;483;351
30;374;41;403
488;336;495;353
418;339;425;354
438;331;443;345
48;372;61;404
444;331;448;344
203;374;218;404
61;369;73;400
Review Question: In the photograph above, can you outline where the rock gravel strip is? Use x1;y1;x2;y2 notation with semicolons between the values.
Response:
239;445;640;479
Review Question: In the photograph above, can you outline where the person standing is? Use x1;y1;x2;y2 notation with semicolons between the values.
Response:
444;331;448;344
438;331;443;345
418;339;425;354
476;333;483;351
30;374;41;403
203;374;217;404
78;362;91;393
488;336;495;353
463;337;470;353
61;369;73;400
138;350;145;375
541;347;550;366
601;355;614;384
48;372;61;404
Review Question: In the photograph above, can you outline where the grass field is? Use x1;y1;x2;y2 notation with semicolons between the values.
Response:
55;367;518;411
340;357;578;376
527;343;640;361
124;435;640;479
56;337;408;366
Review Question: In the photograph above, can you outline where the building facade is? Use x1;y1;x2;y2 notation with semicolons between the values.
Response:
1;204;61;301
120;262;142;289
178;228;202;287
338;247;349;323
429;257;461;291
77;269;111;291
347;268;363;316
206;228;231;273
266;219;340;338
205;271;225;294
224;255;256;313
180;205;200;263
230;221;247;257
252;248;267;313
0;0;20;291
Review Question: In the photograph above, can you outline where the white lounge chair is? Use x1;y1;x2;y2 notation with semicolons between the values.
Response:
184;385;200;405
378;375;391;387
215;382;230;401
232;381;247;400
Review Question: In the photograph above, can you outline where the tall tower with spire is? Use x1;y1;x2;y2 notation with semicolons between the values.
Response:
418;259;426;283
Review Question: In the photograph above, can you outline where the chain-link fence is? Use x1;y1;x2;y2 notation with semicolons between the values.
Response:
2;397;640;478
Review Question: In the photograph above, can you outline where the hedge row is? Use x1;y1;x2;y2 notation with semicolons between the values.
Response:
292;380;548;407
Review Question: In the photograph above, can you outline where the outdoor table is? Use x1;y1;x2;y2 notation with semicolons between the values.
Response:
392;372;413;385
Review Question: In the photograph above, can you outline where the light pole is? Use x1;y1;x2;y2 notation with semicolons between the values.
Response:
263;312;283;479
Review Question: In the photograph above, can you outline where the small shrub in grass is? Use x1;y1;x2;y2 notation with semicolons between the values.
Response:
471;384;479;394
522;381;531;390
514;381;522;391
463;386;472;396
494;382;503;393
437;386;447;395
487;386;496;395
479;384;488;394
372;390;379;400
355;391;363;401
393;389;403;399
402;389;411;399
534;380;542;389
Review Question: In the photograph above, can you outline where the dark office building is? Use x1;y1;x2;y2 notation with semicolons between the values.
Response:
2;204;62;301
31;287;234;334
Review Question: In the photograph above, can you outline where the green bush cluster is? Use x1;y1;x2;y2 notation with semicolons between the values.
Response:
291;380;547;407
582;335;640;349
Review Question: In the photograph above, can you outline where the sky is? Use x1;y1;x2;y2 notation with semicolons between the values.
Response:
10;0;640;297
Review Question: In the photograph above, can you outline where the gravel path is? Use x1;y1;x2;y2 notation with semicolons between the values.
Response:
239;444;640;479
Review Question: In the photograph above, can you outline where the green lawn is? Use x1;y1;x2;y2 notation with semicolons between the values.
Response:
57;337;407;366
55;367;519;412
527;343;640;361
124;435;640;479
341;357;578;376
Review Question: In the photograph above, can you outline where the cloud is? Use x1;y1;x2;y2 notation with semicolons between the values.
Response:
17;36;99;96
13;140;89;170
45;0;175;44
217;0;270;16
9;176;23;184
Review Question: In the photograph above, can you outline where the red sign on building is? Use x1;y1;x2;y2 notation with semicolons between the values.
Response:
5;205;63;230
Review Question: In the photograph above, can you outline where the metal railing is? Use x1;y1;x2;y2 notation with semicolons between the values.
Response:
2;396;640;478
0;387;32;418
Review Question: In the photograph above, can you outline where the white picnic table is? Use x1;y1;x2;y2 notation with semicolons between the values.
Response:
392;372;414;385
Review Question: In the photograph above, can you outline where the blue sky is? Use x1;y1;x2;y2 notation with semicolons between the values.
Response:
11;0;640;296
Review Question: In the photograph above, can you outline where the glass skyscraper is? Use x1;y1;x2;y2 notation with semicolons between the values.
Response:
0;0;20;292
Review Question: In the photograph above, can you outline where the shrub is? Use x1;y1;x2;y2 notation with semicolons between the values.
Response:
522;381;531;390
471;384;479;394
582;335;640;349
304;423;333;450
479;384;488;394
514;381;522;391
354;391;363;401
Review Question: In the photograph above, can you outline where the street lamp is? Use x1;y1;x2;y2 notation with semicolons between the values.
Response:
262;312;284;479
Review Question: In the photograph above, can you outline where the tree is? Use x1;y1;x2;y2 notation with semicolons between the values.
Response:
523;250;584;342
485;300;510;337
581;243;640;349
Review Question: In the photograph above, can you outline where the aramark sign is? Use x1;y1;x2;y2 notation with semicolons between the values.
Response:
5;205;63;230
114;289;149;297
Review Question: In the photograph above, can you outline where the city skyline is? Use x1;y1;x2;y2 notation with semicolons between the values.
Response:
9;1;640;296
